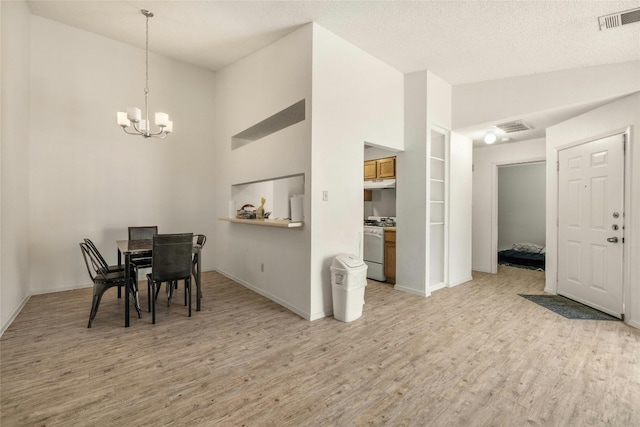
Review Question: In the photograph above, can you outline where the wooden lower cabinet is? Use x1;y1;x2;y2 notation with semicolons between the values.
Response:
384;230;396;284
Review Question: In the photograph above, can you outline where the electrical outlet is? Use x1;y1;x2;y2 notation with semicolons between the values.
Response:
322;190;328;201
261;263;264;272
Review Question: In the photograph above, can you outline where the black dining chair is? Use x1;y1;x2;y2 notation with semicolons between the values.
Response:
128;226;158;285
190;234;207;304
147;233;194;324
80;242;141;328
84;238;124;274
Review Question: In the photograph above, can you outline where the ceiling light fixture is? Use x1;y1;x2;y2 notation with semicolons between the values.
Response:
484;132;497;144
117;9;172;138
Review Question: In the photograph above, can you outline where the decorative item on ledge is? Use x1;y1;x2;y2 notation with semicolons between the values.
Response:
236;204;256;219
116;9;173;139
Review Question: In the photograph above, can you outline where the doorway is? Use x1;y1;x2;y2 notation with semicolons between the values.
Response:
497;162;546;270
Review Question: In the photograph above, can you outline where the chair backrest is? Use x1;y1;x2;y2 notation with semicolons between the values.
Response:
128;226;158;240
79;242;106;282
84;238;109;270
151;233;193;282
194;234;207;247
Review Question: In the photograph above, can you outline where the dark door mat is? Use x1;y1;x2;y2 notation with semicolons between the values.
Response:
519;294;620;321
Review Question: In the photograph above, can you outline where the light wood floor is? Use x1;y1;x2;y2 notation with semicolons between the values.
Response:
2;266;639;426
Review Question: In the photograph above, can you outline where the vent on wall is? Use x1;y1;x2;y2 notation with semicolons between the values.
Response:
599;7;640;30
494;120;533;133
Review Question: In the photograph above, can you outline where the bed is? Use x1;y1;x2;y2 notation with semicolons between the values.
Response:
498;243;545;270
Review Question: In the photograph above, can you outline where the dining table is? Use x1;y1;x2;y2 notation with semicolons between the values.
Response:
117;239;203;327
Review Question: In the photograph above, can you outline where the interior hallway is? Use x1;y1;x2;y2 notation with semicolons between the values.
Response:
1;266;639;425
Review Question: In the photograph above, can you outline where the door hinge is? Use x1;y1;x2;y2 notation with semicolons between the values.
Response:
622;237;625;243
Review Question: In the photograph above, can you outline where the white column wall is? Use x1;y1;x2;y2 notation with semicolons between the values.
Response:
310;24;404;318
212;25;314;318
546;93;640;329
397;72;428;295
1;0;31;333
29;16;216;293
448;132;473;287
397;71;460;296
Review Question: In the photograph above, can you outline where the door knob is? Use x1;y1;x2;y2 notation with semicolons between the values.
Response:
607;237;619;243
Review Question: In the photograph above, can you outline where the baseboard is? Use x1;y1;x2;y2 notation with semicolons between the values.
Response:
626;318;640;330
215;268;311;320
0;293;31;338
448;276;473;288
30;282;93;295
393;284;429;297
429;282;446;292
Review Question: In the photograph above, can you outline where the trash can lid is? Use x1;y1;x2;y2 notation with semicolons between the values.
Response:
331;254;365;270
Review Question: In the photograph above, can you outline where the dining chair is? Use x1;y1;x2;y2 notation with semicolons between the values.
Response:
85;238;127;298
147;233;194;324
190;234;207;304
80;242;141;328
128;225;158;285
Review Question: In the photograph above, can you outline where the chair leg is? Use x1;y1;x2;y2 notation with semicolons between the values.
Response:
147;277;152;313
130;282;141;318
187;278;192;317
87;283;107;328
151;281;156;325
167;281;173;307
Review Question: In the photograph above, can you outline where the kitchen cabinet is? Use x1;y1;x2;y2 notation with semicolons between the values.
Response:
364;160;377;180
384;229;396;284
364;189;372;201
364;156;396;180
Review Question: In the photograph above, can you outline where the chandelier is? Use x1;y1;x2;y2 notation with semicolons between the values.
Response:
117;9;172;138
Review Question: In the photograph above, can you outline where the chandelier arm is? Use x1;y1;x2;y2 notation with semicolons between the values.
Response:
122;127;143;136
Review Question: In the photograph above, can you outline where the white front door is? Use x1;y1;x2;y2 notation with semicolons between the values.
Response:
557;134;625;318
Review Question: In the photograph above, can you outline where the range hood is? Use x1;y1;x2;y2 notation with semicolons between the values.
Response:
364;179;396;189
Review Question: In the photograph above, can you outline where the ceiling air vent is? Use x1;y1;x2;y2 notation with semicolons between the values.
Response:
599;7;640;30
494;120;533;134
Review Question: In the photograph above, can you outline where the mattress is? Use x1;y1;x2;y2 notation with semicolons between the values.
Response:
498;249;545;270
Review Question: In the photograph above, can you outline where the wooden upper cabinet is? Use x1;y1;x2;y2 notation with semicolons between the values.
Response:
364;156;396;180
377;157;396;179
364;161;377;180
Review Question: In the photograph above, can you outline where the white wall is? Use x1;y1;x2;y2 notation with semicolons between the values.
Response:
310;23;404;318
1;0;31;333
546;93;640;329
453;61;640;129
397;72;428;295
397;71;460;296
364;189;396;218
28;16;216;294
212;25;313;319
472;138;546;273
498;162;546;250
212;23;404;320
448;132;473;287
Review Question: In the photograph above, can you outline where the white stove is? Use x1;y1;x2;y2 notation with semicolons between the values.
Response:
363;216;395;281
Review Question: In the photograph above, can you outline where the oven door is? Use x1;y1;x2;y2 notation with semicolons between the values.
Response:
363;231;385;280
363;232;384;263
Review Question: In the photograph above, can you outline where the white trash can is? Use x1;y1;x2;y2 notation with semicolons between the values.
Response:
330;254;368;322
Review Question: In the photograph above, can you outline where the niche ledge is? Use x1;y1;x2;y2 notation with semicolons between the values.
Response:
232;99;305;150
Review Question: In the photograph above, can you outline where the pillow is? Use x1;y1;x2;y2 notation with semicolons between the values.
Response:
512;242;544;253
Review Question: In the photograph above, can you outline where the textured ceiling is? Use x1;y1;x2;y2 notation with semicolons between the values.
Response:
26;0;640;145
